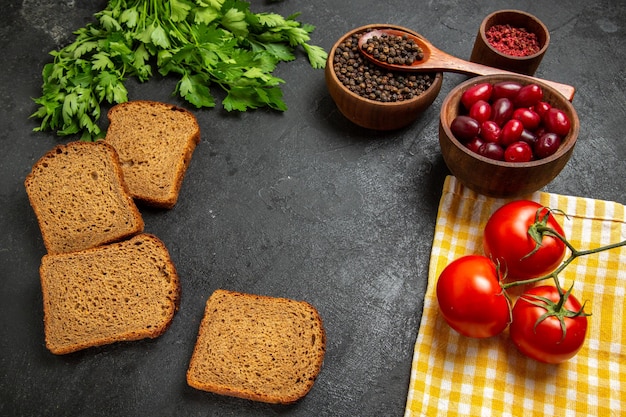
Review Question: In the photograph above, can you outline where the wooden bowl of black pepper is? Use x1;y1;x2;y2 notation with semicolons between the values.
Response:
325;24;443;131
470;10;550;76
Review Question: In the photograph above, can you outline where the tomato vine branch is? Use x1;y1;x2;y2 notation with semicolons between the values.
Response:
502;206;626;293
502;233;626;291
500;206;626;328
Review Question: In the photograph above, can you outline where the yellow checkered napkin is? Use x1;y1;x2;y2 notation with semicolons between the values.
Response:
404;176;626;417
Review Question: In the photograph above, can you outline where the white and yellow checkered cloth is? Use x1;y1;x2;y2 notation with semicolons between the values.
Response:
404;176;626;417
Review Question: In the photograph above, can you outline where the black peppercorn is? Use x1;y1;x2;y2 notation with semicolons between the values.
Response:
333;30;433;103
361;32;425;66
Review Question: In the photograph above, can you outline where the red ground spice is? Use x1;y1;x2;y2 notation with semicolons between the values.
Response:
485;24;541;57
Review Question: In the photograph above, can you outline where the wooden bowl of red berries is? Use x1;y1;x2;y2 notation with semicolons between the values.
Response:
325;24;443;131
439;74;579;198
470;10;550;76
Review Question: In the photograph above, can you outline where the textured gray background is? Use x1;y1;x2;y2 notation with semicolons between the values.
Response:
1;1;625;416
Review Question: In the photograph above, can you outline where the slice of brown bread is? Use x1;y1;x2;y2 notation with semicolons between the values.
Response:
39;233;180;355
105;100;201;209
186;289;326;404
24;140;144;254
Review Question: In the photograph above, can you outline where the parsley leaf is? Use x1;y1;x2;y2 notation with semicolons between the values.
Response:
31;0;327;141
169;0;192;22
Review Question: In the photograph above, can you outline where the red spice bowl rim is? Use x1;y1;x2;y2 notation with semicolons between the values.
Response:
440;74;579;168
327;23;443;107
479;9;550;61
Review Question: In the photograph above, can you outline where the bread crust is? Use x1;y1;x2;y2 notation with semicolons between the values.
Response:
24;140;144;254
186;289;326;404
39;233;180;355
105;100;201;209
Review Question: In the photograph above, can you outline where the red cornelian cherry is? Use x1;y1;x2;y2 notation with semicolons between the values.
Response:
450;82;571;163
543;108;571;136
469;100;492;124
512;107;541;130
534;132;562;159
492;81;523;100
501;119;524;146
451;115;481;142
504;141;533;162
461;82;493;110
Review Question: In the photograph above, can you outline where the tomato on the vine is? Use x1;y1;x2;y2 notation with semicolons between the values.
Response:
509;285;589;364
436;255;511;338
483;200;566;281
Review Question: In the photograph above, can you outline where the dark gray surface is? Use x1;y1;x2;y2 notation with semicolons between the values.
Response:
1;1;624;416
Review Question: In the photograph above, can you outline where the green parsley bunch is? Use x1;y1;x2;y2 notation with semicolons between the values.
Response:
31;0;328;141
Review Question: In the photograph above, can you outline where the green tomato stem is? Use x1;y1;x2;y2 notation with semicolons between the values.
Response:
496;205;622;327
501;221;626;292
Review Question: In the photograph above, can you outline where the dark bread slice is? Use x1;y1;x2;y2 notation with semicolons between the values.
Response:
24;140;144;254
186;289;326;404
105;100;201;209
39;233;180;355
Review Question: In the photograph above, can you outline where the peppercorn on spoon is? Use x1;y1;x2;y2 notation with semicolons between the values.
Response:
358;29;575;101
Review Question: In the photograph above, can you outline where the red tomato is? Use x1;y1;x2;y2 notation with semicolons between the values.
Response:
436;255;511;338
483;200;566;280
510;285;588;364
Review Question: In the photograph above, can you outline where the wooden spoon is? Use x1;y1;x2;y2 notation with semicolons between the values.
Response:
358;29;576;101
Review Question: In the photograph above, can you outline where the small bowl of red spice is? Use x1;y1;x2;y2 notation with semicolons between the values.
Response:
470;10;550;76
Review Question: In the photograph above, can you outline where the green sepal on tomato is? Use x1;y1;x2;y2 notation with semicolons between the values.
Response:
510;285;589;364
436;255;511;338
483;200;566;281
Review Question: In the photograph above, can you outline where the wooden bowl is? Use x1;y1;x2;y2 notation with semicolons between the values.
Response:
469;10;550;76
439;74;579;198
325;24;443;130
